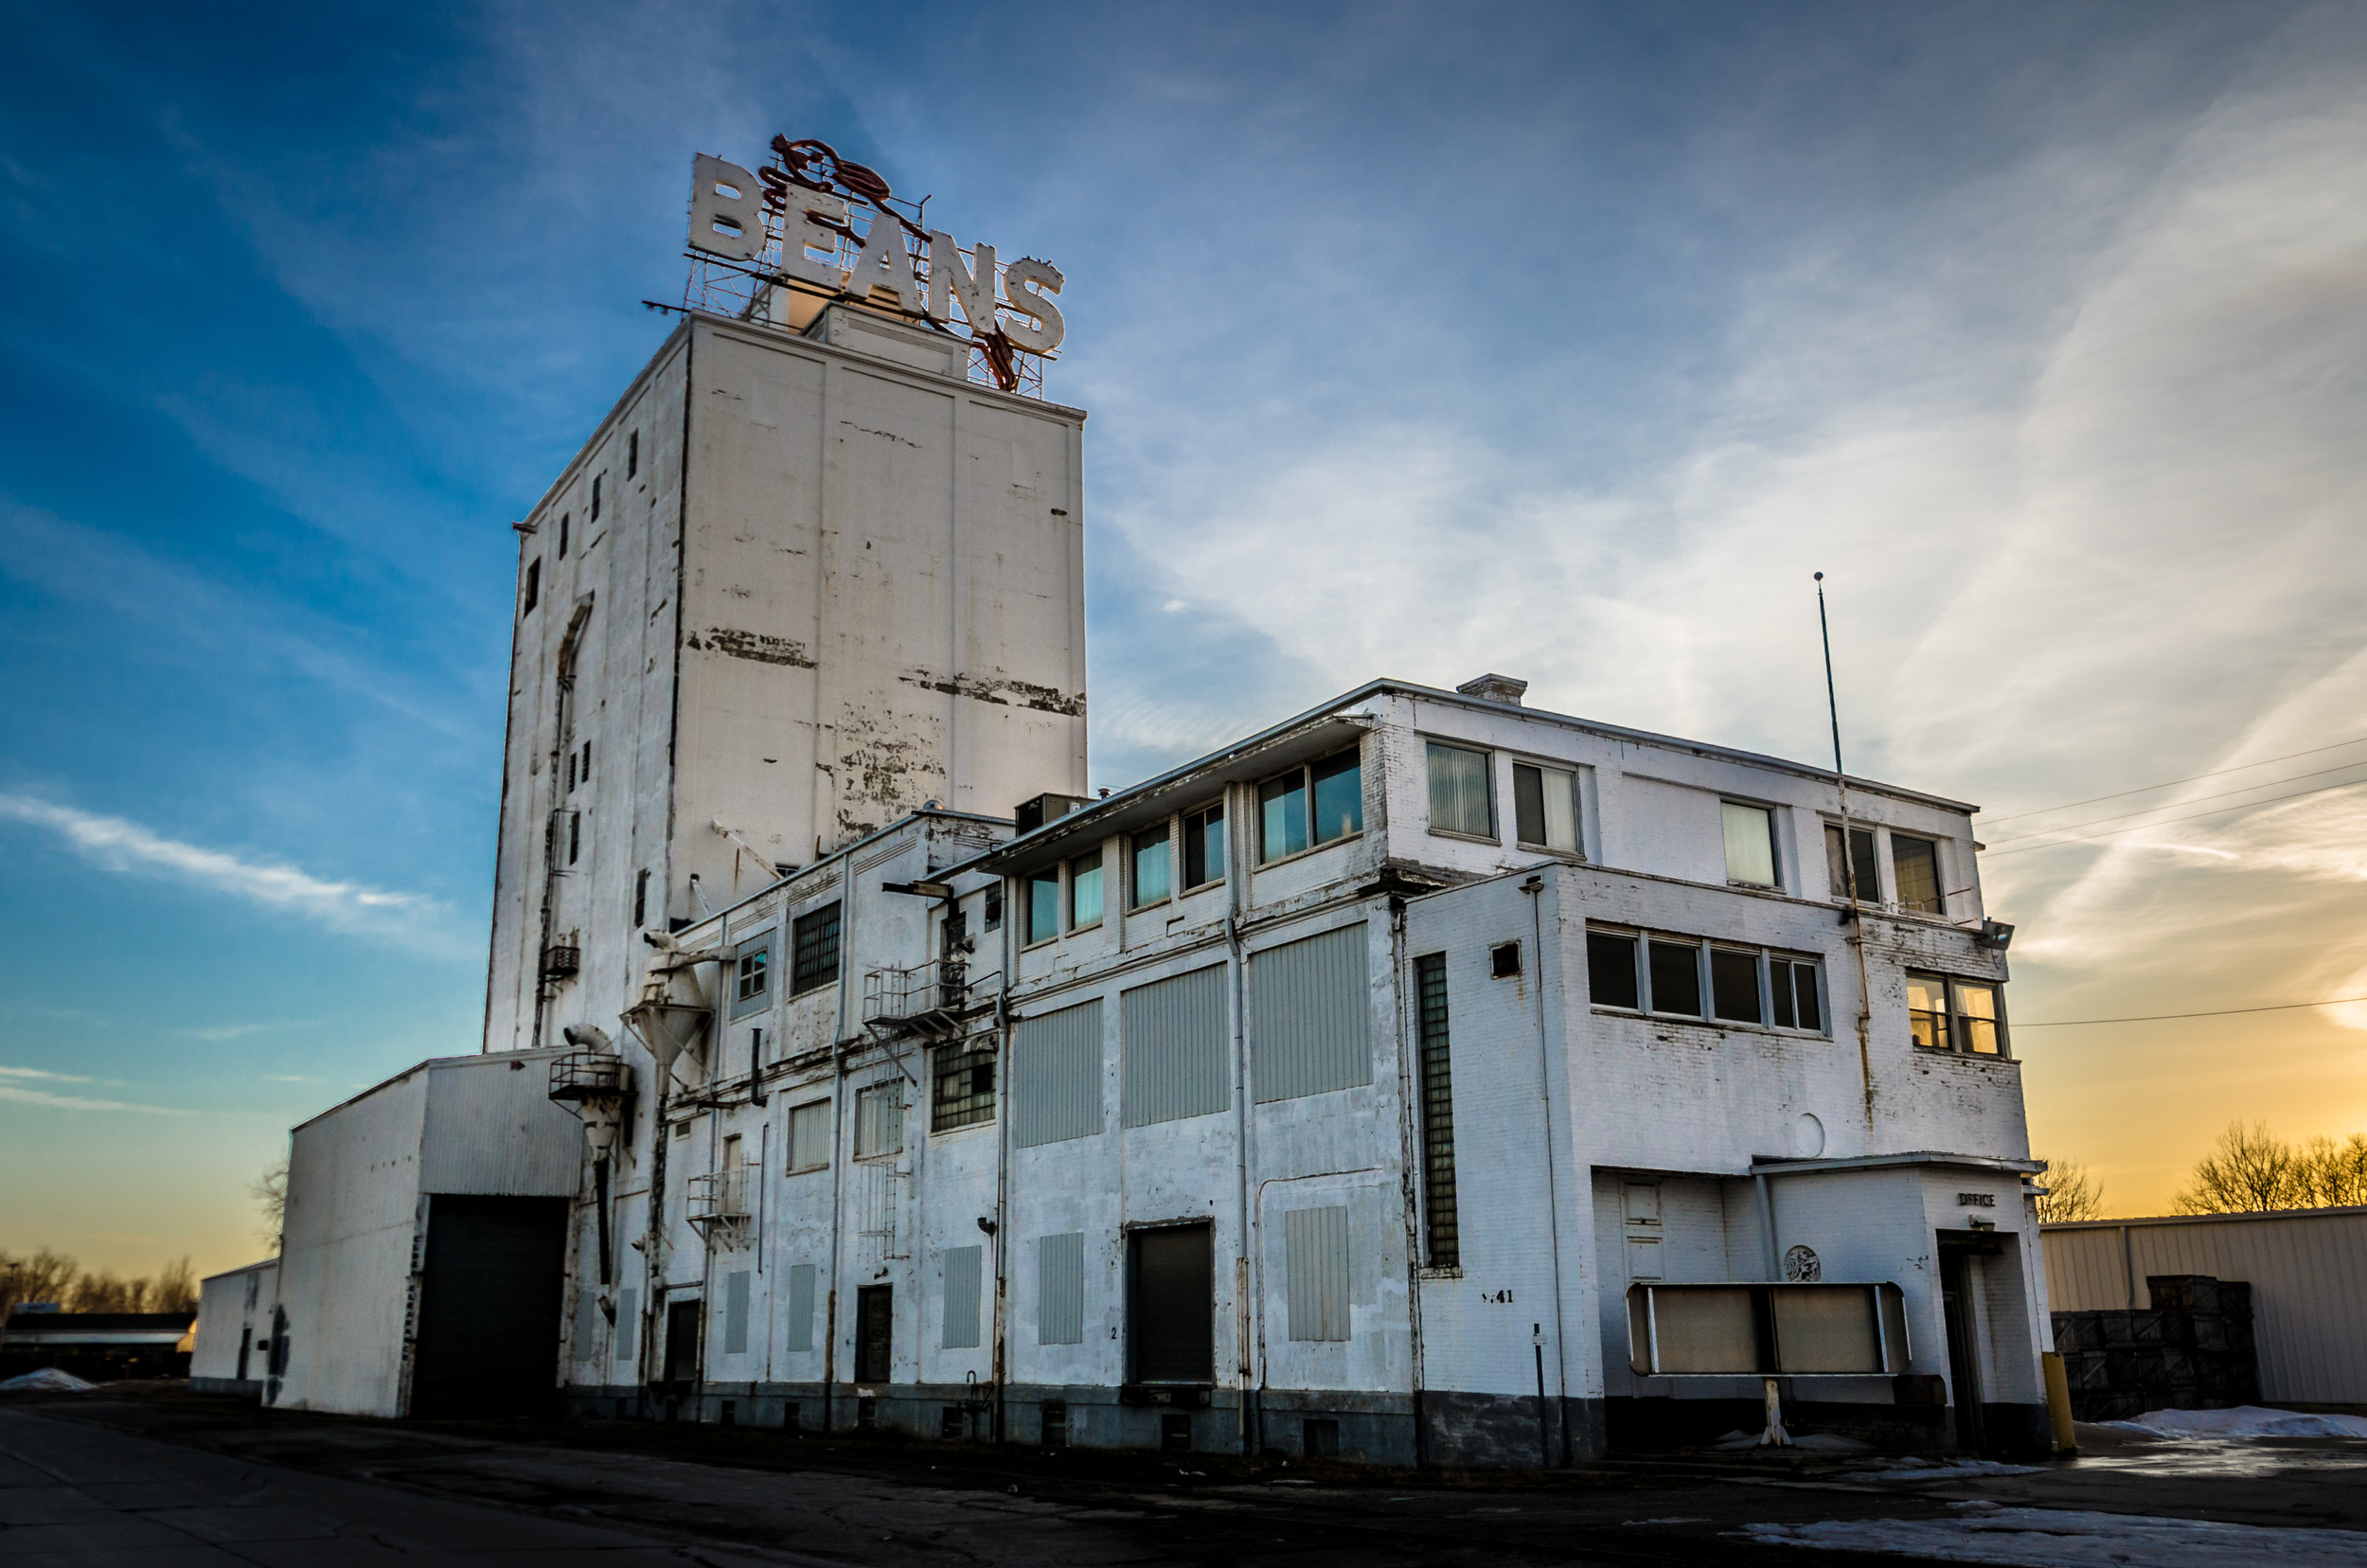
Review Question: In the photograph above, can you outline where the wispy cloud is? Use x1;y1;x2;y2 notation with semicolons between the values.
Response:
0;1084;190;1115
262;1074;323;1083
0;1064;95;1083
0;793;457;952
184;1020;322;1042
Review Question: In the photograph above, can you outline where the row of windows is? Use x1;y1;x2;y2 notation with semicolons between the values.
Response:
1825;823;1947;915
1022;751;1362;947
727;902;845;1018
1585;928;1826;1033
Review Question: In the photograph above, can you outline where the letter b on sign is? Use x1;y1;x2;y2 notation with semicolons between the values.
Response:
689;154;763;261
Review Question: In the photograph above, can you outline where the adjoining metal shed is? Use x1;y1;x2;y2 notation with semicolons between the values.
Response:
2041;1207;2367;1412
190;1257;277;1397
272;1048;583;1417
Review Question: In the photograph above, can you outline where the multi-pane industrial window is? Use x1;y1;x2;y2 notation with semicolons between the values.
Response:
734;942;769;1006
523;560;540;614
1068;850;1103;930
786;1099;831;1172
854;1081;905;1158
1893;835;1944;914
1908;973;2005;1056
1258;748;1361;863
1183;802;1225;889
1414;953;1459;1269
1025;870;1059;944
1825;823;1879;902
1130;824;1170;908
1722;801;1778;887
1586;927;1825;1034
932;1042;997;1132
1514;762;1579;853
791;901;842;994
1426;742;1493;838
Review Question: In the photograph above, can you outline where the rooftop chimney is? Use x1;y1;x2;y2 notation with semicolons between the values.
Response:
1455;673;1528;706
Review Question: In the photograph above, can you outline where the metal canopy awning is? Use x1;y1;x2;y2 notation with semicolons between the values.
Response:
957;715;1371;880
1749;1150;2045;1178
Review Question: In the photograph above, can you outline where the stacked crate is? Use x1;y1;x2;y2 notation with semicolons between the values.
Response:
2051;1274;2258;1422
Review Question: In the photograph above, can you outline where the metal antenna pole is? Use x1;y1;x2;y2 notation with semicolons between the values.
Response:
1816;573;1878;1129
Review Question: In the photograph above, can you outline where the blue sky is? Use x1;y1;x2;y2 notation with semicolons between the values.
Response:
4;1;2365;1272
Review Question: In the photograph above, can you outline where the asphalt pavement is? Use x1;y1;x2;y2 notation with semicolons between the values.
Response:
4;1386;2364;1565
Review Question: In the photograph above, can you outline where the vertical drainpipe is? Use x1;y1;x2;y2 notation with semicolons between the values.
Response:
990;872;1015;1443
1227;781;1260;1455
1388;892;1427;1467
824;859;855;1432
1522;873;1572;1466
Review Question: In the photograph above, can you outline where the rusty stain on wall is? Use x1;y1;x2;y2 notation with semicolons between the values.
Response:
689;628;818;668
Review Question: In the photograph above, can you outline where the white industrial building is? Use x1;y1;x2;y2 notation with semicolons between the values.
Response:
250;142;2054;1463
188;1257;276;1398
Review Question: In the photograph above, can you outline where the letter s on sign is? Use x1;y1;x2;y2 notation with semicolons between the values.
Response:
688;154;764;262
999;258;1066;354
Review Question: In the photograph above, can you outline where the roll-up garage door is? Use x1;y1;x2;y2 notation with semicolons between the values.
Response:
411;1194;570;1417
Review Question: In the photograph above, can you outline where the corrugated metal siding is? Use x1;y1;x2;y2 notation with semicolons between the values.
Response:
616;1287;638;1364
2042;1208;2367;1403
1038;1232;1084;1345
943;1246;983;1348
723;1270;751;1355
1285;1204;1351;1341
786;1265;816;1353
1122;965;1229;1128
419;1052;582;1196
1013;1000;1104;1149
1251;924;1372;1102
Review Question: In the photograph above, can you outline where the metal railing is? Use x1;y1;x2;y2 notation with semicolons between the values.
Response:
685;1167;754;1225
548;1049;629;1101
862;958;985;1032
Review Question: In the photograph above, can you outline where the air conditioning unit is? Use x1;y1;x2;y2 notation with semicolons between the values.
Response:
1013;793;1091;833
540;943;581;980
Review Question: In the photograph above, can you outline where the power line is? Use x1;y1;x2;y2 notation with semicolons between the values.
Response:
1979;776;2367;857
2018;994;2367;1026
1977;734;2367;826
1982;759;2367;845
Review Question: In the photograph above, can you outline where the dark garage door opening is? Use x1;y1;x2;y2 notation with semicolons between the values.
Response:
1130;1224;1213;1385
410;1194;569;1418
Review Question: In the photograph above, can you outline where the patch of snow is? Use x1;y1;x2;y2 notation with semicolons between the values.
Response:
1863;1459;2046;1481
1792;1433;1872;1452
0;1367;96;1392
1736;1507;2367;1566
2103;1406;2367;1440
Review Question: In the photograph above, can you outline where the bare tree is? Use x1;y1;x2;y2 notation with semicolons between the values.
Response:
0;1248;81;1326
2297;1133;2367;1208
152;1256;199;1314
251;1152;290;1254
2035;1156;2106;1222
2175;1121;2307;1214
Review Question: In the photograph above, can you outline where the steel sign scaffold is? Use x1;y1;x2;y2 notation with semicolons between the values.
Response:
685;136;1064;395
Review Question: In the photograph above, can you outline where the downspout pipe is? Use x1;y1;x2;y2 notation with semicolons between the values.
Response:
1521;874;1572;1467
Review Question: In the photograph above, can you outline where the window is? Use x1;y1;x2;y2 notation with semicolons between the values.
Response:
1068;850;1103;930
1514;762;1579;853
854;1081;905;1158
1130;824;1171;909
591;472;604;521
1490;942;1521;979
628;430;640;478
567;811;581;865
1722;801;1778;887
1709;947;1761;1024
580;739;591;785
558;512;570;558
1825;824;1879;903
786;1099;831;1172
1909;972;2006;1056
1259;748;1362;863
983;883;1002;932
523;559;540;614
734;942;770;1007
1586;931;1640;1009
1593;927;1827;1034
1427;742;1493;839
1183;802;1225;889
1414;953;1458;1269
1648;939;1701;1015
1893;835;1944;915
791;901;841;994
632;868;649;928
932;1042;997;1131
1770;958;1823;1031
565;750;576;792
1025;870;1059;944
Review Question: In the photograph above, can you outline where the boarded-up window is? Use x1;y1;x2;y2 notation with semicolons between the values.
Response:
1285;1204;1351;1342
1251;925;1370;1102
723;1270;751;1355
615;1287;637;1363
574;1282;599;1357
785;1265;816;1353
1122;965;1228;1128
1013;999;1104;1148
942;1246;983;1348
1037;1232;1085;1345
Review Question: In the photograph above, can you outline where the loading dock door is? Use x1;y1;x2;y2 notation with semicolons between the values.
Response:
855;1285;893;1382
410;1194;569;1417
1938;1243;1987;1453
1130;1224;1214;1384
664;1299;703;1385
